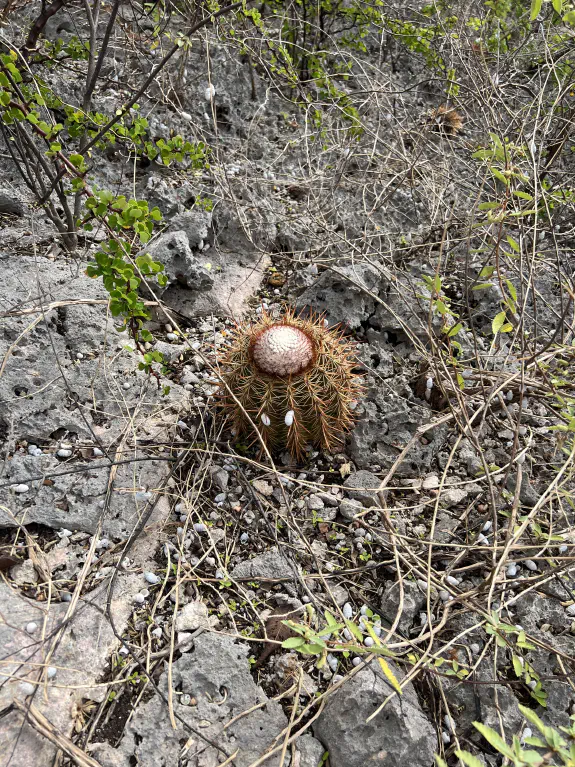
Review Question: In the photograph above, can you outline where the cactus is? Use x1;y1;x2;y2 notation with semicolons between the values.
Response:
217;309;362;459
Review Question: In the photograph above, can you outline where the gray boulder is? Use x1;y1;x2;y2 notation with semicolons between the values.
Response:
141;230;214;295
313;660;436;767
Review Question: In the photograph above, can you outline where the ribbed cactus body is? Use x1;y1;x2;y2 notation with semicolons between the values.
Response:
217;310;362;459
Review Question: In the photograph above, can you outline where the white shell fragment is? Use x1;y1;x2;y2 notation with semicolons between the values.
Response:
284;410;295;427
261;413;271;427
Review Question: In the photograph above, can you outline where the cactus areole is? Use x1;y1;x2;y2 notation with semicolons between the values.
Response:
218;309;362;459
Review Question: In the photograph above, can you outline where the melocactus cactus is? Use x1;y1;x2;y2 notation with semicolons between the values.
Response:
217;309;362;459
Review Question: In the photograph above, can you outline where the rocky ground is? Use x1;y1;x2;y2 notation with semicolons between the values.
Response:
1;1;575;766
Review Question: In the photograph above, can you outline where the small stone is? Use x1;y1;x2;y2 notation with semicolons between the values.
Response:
339;498;363;520
93;447;103;456
26;622;38;634
47;666;57;679
166;333;178;341
193;523;207;533
422;475;440;490
364;637;374;647
13;484;29;494
123;382;131;390
144;572;160;585
307;494;324;511
240;532;249;544
19;682;36;696
524;559;537;571
445;575;459;587
342;603;353;619
57;449;72;458
252;479;274;497
134;593;146;604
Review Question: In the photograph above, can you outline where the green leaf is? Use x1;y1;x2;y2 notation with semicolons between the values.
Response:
473;722;515;759
552;0;563;13
506;235;520;253
513;190;533;201
530;0;543;20
512;655;524;677
505;279;517;302
479;201;500;210
472;282;493;291
492;311;507;335
282;637;306;649
447;322;462;337
490;167;508;185
455;751;485;767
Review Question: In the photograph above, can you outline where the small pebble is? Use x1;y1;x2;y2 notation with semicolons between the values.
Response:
261;413;271;427
524;560;537;571
13;484;29;493
441;731;451;745
58;528;73;538
61;592;72;602
521;727;533;742
364;637;375;647
240;532;249;544
76;352;83;359
47;666;57;679
284;410;295;427
122;382;131;390
352;657;362;667
439;590;449;602
134;593;146;604
470;643;480;655
144;572;160;585
565;604;575;616
342;603;353;619
360;605;369;616
507;565;518;577
445;575;459;587
152;627;163;638
193;523;207;533
482;520;492;532
19;682;36;696
332;674;344;684
166;333;177;341
559;544;568;554
506;390;513;401
93;447;103;456
57;449;72;458
26;622;38;634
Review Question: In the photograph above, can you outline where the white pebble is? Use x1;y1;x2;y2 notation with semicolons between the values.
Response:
144;572;160;585
470;643;480;655
332;674;344;684
152;627;162;638
284;410;295;427
426;377;433;390
134;593;146;604
444;714;456;733
205;84;216;101
342;628;352;641
122;382;131;390
439;590;449;602
445;575;459;587
58;529;73;538
364;637;375;647
26;622;38;634
559;544;568;554
441;731;451;745
521;727;532;742
181;111;192;121
327;654;339;672
482;520;492;532
507;565;518;577
518;425;527;436
19;682;36;696
261;413;271;427
57;449;72;458
193;523;207;533
352;657;362;667
477;533;489;544
506;390;513;401
93;447;103;456
166;333;177;341
528;680;537;689
524;560;537;571
13;484;29;494
76;352;83;359
240;532;249;544
360;605;369;616
47;666;57;679
566;604;575;616
27;444;38;455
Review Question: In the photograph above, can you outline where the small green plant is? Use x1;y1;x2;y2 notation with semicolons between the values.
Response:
437;704;575;766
